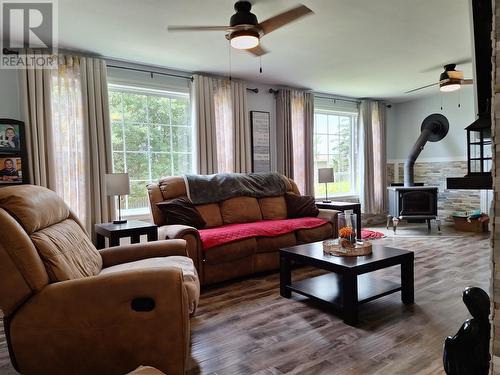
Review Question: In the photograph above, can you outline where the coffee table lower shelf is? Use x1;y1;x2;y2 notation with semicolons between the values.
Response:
288;273;401;306
286;273;402;323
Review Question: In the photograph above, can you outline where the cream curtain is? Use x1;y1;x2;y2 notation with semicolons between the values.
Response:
359;100;387;214
231;80;251;173
19;50;56;188
213;79;233;173
276;89;314;195
276;90;293;177
80;57;114;231
51;56;88;224
21;53;113;234
192;74;251;174
192;74;218;174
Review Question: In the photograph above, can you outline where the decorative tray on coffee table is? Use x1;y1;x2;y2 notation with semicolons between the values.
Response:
323;239;373;257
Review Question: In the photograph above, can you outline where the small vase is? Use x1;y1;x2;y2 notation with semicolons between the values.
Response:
338;212;357;250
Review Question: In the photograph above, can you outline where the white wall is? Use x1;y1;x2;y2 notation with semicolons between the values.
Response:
386;86;475;161
0;69;21;120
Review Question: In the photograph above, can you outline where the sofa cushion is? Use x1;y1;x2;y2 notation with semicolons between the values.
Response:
220;196;262;224
258;196;287;220
256;232;296;254
204;238;257;265
198;218;328;250
100;256;200;315
285;193;319;218
195;203;223;228
156;198;206;229
31;219;102;282
296;222;333;243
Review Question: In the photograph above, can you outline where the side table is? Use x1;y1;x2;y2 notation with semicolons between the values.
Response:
95;220;158;249
316;201;362;239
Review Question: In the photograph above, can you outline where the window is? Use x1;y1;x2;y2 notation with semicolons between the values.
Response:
313;110;357;197
109;84;192;215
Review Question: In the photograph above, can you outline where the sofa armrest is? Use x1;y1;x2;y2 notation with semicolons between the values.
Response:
158;225;203;279
158;224;199;240
100;239;187;268
10;269;189;375
318;209;340;237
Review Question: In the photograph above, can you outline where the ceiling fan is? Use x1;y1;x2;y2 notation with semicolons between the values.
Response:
167;0;313;56
405;63;474;94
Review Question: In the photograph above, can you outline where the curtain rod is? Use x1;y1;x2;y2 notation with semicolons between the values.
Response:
268;89;360;104
107;64;194;81
314;95;360;105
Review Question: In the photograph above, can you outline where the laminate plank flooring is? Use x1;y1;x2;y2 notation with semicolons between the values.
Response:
0;227;490;375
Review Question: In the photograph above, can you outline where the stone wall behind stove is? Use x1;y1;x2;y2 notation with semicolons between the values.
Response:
387;160;481;219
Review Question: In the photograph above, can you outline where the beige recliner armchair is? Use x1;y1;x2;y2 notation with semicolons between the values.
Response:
0;185;200;375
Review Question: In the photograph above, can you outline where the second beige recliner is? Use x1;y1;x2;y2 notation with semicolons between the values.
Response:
0;185;200;375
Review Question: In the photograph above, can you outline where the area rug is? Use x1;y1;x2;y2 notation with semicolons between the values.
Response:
361;229;385;239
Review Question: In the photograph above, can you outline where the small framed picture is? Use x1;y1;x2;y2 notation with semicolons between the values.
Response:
0;119;29;186
250;111;271;173
0;123;22;152
0;156;23;184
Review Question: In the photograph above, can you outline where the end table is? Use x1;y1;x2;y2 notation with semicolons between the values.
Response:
315;201;362;240
95;220;158;249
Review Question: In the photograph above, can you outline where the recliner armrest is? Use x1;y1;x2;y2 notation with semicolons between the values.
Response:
318;208;340;222
158;224;199;241
318;209;340;237
157;225;203;280
100;239;187;268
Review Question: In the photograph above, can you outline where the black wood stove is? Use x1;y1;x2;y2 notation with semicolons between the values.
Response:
387;113;449;233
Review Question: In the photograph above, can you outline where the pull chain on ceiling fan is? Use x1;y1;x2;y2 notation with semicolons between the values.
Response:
168;1;314;56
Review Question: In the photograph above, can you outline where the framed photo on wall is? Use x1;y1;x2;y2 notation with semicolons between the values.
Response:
0;156;23;184
250;111;271;173
0;119;29;185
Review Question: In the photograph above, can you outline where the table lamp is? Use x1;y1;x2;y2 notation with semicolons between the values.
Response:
318;167;335;203
105;173;130;224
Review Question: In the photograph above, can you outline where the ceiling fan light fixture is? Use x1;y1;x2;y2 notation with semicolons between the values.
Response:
230;30;259;49
440;81;461;92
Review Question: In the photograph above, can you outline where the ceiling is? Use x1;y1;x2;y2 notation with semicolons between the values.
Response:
58;0;473;102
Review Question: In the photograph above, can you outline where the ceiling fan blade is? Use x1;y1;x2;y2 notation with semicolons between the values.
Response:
258;5;313;35
421;58;473;73
168;26;229;32
404;82;440;94
461;79;474;85
247;44;268;56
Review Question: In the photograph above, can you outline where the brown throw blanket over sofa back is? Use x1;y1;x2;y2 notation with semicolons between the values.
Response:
148;174;339;285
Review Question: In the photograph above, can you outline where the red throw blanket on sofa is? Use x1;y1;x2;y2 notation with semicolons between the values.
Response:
198;217;329;250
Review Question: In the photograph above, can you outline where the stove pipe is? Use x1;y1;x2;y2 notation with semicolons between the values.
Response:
404;113;449;186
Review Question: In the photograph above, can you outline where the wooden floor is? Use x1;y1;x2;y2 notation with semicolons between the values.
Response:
0;225;491;375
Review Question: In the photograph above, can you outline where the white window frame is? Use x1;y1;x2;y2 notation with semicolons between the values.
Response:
108;83;193;217
313;109;358;199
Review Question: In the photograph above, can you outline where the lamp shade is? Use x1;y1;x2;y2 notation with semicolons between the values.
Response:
318;168;335;183
105;173;130;196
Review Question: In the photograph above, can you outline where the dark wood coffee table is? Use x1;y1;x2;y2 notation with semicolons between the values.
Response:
280;242;414;325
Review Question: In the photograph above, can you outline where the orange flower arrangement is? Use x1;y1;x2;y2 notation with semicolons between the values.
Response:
339;226;354;238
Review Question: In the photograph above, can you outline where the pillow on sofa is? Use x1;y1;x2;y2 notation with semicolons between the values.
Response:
156;197;206;229
285;193;319;218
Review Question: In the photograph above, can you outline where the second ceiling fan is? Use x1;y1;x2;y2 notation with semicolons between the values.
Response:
405;63;473;94
168;1;314;56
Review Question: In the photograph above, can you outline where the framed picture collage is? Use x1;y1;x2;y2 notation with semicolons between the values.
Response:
0;119;28;186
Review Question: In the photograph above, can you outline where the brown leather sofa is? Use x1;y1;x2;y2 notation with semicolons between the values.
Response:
0;185;200;375
147;175;339;286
